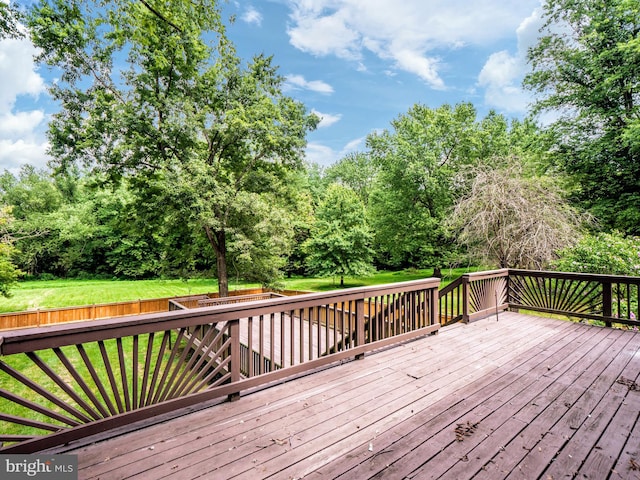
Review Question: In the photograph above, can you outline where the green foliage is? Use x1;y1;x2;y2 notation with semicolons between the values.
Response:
0;1;23;39
365;103;533;271
303;184;374;286
554;232;640;276
324;152;377;207
27;0;317;295
0;207;22;297
524;0;640;234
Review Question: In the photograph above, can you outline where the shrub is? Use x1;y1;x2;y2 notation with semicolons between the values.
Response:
554;232;640;276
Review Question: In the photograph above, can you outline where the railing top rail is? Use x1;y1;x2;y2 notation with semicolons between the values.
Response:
0;277;440;356
508;269;640;284
439;276;463;297
463;268;509;281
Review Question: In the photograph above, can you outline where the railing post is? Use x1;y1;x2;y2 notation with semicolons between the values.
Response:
228;319;241;401
430;288;439;334
462;275;470;323
602;280;612;328
506;272;517;312
355;298;365;359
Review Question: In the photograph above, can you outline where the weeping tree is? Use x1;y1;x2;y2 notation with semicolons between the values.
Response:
449;157;586;269
28;0;317;295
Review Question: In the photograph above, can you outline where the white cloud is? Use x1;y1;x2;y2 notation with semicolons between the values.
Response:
284;74;334;94
0;37;45;110
0;139;50;174
305;142;337;166
305;136;365;166
241;6;262;26
311;109;342;128
285;0;539;89
477;7;544;113
342;136;365;152
0;34;50;172
0;110;45;138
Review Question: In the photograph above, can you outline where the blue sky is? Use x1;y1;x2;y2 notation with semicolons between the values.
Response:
0;0;544;173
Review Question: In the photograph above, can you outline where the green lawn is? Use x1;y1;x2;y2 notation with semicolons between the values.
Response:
0;278;259;313
0;267;484;314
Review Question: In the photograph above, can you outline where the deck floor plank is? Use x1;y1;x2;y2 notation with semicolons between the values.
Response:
326;318;585;480
56;312;640;480
80;312;531;476
393;320;614;480
139;314;547;480
464;328;635;480
539;333;640;480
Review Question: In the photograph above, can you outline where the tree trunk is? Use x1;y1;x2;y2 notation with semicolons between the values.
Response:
204;226;229;297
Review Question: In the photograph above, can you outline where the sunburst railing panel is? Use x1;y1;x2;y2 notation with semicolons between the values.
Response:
0;323;233;450
508;270;640;327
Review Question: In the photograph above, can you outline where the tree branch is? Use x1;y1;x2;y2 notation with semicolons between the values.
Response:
138;0;182;33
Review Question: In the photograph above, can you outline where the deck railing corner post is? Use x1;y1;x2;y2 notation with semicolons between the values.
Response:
462;275;470;323
602;280;613;328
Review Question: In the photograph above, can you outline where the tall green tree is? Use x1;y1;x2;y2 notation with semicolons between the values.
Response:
524;0;640;234
303;184;374;287
367;103;485;275
28;0;317;295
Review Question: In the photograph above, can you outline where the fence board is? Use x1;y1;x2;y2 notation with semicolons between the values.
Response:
0;289;295;331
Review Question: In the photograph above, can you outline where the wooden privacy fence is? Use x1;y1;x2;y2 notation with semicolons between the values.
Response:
0;278;440;453
0;288;273;331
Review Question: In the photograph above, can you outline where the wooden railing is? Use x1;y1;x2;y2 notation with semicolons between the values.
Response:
3;268;637;453
509;269;640;328
438;268;640;329
439;269;509;325
0;278;440;453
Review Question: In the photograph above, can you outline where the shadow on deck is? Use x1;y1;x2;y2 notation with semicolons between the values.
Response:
62;312;640;480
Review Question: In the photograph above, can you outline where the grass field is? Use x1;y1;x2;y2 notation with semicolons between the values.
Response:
0;267;482;314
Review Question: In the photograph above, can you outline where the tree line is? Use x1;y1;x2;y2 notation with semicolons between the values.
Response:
0;0;638;297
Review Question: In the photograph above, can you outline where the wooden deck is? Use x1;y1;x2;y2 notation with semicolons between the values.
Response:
60;312;640;479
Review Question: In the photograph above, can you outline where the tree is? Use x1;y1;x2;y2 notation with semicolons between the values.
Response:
554;231;640;275
325;152;377;207
0;1;22;39
366;103;492;275
449;157;585;269
0;207;22;296
28;0;317;296
524;0;640;234
303;184;374;287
